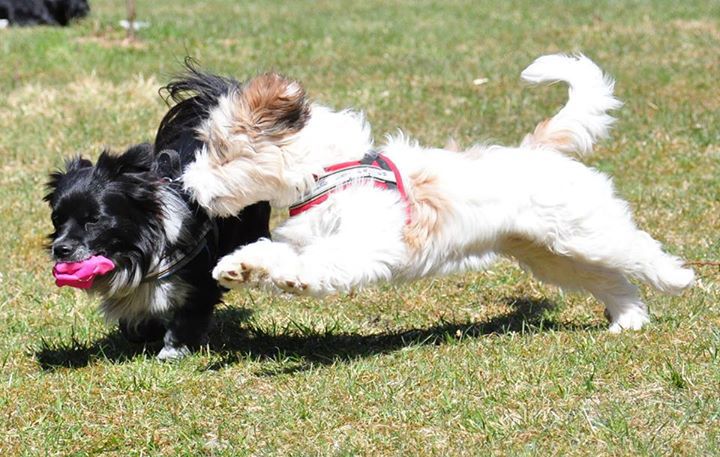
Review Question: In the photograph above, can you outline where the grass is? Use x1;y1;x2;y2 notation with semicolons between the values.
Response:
1;0;719;455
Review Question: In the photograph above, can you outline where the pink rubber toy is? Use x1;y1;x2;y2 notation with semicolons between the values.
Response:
53;255;115;289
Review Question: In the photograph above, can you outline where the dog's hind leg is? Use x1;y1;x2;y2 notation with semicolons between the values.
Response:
501;236;650;331
586;276;649;333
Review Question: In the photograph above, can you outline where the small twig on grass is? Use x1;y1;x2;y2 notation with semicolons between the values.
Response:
685;261;720;267
685;260;720;276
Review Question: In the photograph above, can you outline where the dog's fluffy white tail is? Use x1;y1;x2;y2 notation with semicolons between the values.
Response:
521;54;622;156
622;230;695;295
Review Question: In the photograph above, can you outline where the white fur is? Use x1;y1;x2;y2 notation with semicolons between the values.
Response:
186;54;694;332
156;344;191;361
160;187;191;244
97;272;192;323
183;104;373;216
520;53;623;155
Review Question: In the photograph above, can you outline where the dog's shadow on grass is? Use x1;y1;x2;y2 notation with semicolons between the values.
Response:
34;297;600;372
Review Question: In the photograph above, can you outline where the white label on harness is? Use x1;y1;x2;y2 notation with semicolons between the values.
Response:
294;165;397;206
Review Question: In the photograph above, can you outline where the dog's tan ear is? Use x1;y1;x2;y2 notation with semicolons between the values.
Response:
197;72;311;162
238;73;310;138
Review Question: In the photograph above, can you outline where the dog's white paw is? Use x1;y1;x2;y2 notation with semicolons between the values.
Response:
273;275;310;295
157;345;191;361
213;241;307;292
212;256;269;289
607;309;650;333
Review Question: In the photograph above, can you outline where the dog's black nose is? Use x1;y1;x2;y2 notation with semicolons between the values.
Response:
52;243;74;258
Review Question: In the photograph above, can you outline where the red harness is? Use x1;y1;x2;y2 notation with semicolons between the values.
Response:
289;151;411;224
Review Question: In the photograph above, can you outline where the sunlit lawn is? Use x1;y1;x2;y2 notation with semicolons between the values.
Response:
0;0;718;455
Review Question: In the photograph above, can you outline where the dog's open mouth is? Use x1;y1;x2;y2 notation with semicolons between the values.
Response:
53;255;115;289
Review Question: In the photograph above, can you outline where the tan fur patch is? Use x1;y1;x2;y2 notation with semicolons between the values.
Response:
404;171;451;252
232;73;310;140
526;118;574;150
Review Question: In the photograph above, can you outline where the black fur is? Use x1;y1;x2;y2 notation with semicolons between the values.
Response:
0;0;89;26
156;59;242;160
46;64;271;359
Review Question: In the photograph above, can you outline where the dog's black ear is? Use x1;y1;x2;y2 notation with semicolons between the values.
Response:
155;149;182;180
66;156;93;171
96;143;154;177
44;156;93;203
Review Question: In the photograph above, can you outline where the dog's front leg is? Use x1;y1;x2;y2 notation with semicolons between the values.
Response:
213;238;303;293
214;232;401;297
157;300;213;361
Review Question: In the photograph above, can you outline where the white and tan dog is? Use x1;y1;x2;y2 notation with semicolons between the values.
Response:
182;54;694;332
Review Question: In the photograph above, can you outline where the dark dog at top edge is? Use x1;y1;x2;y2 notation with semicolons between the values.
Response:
0;0;89;27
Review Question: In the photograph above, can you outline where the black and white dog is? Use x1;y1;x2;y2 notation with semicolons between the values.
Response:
0;0;89;27
46;66;271;360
